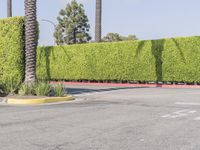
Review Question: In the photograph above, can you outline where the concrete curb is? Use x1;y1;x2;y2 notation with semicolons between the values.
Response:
7;96;75;105
50;81;200;89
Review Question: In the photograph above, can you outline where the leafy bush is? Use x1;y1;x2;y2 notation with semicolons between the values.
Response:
37;36;200;83
0;17;25;92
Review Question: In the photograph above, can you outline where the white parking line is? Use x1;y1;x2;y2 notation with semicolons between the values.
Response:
175;102;200;106
194;117;200;121
162;109;195;118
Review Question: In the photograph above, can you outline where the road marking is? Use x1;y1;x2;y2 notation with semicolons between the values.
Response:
194;117;200;121
162;109;197;118
140;139;145;142
175;102;200;106
188;110;197;113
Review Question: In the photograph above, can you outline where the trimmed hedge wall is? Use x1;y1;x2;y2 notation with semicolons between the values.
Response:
0;17;25;89
37;36;200;83
0;17;199;86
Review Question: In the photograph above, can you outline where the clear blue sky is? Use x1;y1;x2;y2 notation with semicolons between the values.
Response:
1;0;200;46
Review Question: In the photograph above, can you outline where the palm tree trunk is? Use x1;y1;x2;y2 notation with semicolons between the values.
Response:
24;0;38;84
7;0;12;17
95;0;102;42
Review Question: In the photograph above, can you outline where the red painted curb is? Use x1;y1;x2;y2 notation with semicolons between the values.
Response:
50;81;200;89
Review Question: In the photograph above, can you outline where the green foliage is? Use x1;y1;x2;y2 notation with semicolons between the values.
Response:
0;17;25;93
34;82;51;96
37;36;200;83
54;0;91;45
3;76;21;94
121;35;138;41
19;82;51;96
53;84;65;97
19;83;34;96
102;33;122;42
102;33;138;42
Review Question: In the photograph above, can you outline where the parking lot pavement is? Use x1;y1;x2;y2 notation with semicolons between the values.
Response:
0;85;200;150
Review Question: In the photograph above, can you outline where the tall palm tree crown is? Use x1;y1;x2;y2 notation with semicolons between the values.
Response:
24;0;38;84
95;0;102;42
7;0;12;17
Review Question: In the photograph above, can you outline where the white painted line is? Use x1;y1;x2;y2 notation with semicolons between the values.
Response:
175;102;200;106
194;117;200;121
140;139;145;142
161;109;197;119
161;114;170;118
189;110;197;114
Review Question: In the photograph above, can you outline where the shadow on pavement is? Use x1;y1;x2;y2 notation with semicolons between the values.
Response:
66;87;147;95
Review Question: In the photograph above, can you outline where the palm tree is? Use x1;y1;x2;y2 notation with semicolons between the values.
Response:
24;0;38;84
95;0;102;42
7;0;12;17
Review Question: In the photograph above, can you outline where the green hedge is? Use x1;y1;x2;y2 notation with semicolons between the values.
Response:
0;17;25;90
0;17;199;86
37;36;200;83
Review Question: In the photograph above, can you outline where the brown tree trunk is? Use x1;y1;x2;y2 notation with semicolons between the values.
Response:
7;0;12;17
24;0;38;84
95;0;102;42
73;29;76;44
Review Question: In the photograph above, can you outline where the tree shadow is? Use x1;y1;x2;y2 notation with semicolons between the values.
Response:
171;38;186;63
66;86;148;95
151;39;165;83
134;41;146;59
38;47;55;80
60;46;71;62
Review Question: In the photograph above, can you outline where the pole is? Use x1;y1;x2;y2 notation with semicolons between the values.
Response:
7;0;12;17
41;19;56;45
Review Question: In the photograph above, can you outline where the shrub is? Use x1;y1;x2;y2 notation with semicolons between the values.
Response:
19;83;34;96
19;82;53;97
34;82;51;96
2;76;21;94
0;17;25;91
53;84;65;97
37;36;200;83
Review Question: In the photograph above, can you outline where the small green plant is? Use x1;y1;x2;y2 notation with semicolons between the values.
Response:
3;77;21;95
34;82;51;96
53;84;65;97
18;83;34;96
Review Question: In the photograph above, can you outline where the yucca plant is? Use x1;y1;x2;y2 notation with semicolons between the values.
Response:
18;84;33;96
34;82;51;96
18;83;34;96
3;77;21;95
53;84;65;97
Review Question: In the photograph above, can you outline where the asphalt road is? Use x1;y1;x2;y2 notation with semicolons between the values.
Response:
0;85;200;150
